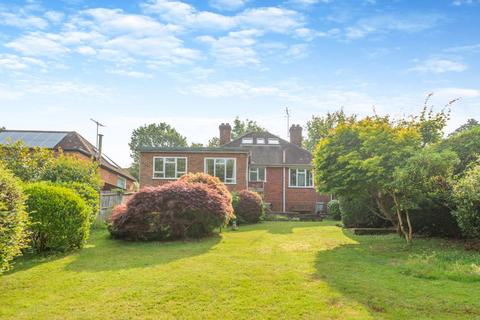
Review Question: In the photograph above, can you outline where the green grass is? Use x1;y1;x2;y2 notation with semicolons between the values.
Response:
1;221;479;319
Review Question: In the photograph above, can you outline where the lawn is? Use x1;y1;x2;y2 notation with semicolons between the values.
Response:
1;221;479;319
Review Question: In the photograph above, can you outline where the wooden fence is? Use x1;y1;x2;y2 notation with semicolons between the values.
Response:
98;191;133;221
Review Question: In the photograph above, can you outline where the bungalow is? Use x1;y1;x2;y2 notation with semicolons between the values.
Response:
139;124;330;214
0;130;136;191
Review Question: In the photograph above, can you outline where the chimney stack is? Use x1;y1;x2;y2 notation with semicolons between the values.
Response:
219;123;232;145
289;124;303;147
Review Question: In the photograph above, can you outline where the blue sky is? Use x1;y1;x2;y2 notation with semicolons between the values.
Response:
1;0;479;166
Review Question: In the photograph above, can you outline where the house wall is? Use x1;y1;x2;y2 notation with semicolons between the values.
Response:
251;167;330;213
139;151;249;192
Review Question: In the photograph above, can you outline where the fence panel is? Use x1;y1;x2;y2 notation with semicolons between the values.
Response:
98;191;132;221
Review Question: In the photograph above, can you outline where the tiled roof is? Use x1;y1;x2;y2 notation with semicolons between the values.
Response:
223;131;312;166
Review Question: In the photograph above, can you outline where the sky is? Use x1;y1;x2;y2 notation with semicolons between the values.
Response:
0;0;479;167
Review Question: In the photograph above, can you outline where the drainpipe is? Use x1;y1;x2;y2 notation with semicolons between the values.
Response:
282;149;286;212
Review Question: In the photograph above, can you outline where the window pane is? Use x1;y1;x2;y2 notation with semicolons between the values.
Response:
216;160;226;182
307;170;313;187
298;170;306;187
290;169;297;186
177;158;186;173
249;169;257;182
165;162;176;178
154;158;164;172
206;159;214;175
226;159;235;181
258;167;265;181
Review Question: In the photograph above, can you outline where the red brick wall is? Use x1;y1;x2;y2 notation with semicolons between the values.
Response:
140;151;249;192
257;167;330;213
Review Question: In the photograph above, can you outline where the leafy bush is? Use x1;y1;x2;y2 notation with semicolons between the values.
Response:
0;140;54;182
179;173;232;204
453;165;480;238
233;190;264;224
41;154;103;190
0;165;29;273
327;199;341;220
24;182;90;252
60;182;100;224
438;126;480;174
108;181;234;241
339;195;391;228
409;202;462;238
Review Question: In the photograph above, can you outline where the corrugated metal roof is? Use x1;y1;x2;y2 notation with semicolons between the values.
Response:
0;131;68;148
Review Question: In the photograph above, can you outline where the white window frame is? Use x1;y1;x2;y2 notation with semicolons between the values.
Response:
242;137;253;144
268;138;280;145
152;157;188;179
249;167;267;182
289;168;314;188
204;158;237;184
117;176;127;189
256;138;265;144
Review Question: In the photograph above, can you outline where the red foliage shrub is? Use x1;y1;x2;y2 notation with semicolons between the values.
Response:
108;181;234;241
234;190;264;224
179;172;232;205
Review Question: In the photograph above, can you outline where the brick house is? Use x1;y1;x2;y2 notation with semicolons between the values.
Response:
140;124;331;214
0;130;136;191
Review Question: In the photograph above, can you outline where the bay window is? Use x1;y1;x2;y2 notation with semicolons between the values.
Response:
205;158;236;184
153;157;187;179
289;168;313;188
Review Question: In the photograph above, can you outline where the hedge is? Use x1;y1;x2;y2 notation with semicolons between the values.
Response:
60;181;100;224
327;199;341;220
233;190;264;224
24;182;91;252
109;181;234;241
0;165;29;273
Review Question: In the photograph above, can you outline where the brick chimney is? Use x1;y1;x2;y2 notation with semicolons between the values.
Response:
289;124;303;147
219;123;232;145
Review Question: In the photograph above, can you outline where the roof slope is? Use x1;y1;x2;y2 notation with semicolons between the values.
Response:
223;131;312;166
0;130;135;181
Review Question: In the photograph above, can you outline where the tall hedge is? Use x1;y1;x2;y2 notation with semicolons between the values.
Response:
233;190;264;224
24;182;90;252
109;181;233;241
0;165;29;273
453;165;480;239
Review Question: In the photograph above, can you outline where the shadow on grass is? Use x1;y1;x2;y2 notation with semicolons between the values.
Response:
314;230;480;318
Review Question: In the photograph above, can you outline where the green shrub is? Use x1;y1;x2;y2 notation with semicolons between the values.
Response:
60;182;100;224
339;195;391;228
327;199;341;220
0;165;29;273
41;154;103;190
24;182;90;252
109;181;234;241
233;190;264;224
453;165;480;238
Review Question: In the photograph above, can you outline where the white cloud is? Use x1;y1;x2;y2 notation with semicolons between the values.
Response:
184;81;282;98
445;43;480;53
0;54;46;70
6;33;70;56
452;0;480;5
434;87;480;99
198;29;262;66
346;14;442;39
409;58;467;74
209;0;247;11
108;69;153;79
143;0;303;33
285;43;309;59
76;46;97;55
0;10;49;29
44;11;65;24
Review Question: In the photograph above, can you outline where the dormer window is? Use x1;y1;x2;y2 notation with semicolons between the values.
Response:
268;138;279;145
242;138;253;144
257;138;265;144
